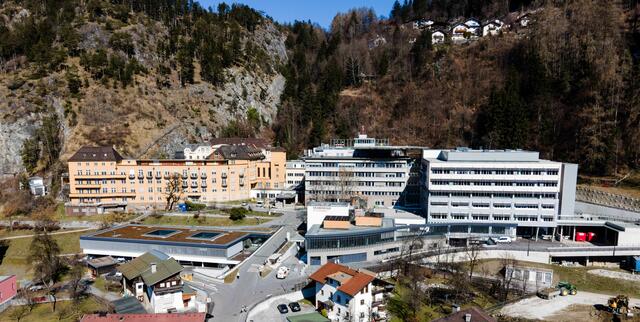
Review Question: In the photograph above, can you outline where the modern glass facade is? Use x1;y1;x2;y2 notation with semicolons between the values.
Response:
306;229;396;250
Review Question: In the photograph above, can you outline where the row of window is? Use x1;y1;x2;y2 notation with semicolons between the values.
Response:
307;171;405;178
431;168;559;175
431;180;558;187
430;213;555;221
430;192;558;198
430;202;554;209
315;162;405;168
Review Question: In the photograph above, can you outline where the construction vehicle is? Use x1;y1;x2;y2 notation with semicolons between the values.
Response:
608;295;630;315
537;281;577;299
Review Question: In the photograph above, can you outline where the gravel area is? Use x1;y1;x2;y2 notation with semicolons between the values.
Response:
500;291;640;320
588;269;640;282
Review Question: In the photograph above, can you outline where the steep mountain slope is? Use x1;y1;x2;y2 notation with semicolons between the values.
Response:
0;0;286;176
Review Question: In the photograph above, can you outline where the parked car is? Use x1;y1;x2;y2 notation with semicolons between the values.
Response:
28;284;45;292
494;236;512;243
277;304;289;314
276;266;290;279
288;302;301;312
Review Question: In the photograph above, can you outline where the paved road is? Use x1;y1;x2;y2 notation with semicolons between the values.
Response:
198;209;310;321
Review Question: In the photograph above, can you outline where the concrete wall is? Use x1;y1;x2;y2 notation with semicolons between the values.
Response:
560;163;578;218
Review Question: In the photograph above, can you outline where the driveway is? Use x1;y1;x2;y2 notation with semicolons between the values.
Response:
246;291;316;322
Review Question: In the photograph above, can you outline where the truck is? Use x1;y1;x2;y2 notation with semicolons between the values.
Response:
537;281;577;299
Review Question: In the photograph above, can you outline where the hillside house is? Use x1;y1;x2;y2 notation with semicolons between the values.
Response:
516;13;531;27
451;23;472;43
27;176;47;196
464;18;481;34
413;19;434;30
118;251;197;313
482;20;504;36
310;262;393;322
432;30;447;44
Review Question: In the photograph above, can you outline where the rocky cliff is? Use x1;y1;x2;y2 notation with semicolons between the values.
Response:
0;1;287;175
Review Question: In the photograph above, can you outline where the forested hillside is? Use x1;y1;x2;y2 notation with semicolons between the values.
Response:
2;0;640;191
275;0;640;178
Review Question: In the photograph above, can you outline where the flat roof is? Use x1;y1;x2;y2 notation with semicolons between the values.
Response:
82;224;272;248
307;218;396;236
308;201;350;207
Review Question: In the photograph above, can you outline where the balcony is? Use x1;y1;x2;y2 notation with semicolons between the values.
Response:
182;182;188;188
221;173;227;178
201;181;207;187
146;172;153;179
201;172;207;179
155;172;162;179
182;173;188;179
190;172;198;179
74;173;127;179
190;182;198;188
129;173;135;179
164;172;170;179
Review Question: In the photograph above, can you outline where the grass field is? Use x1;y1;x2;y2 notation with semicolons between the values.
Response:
0;230;95;280
477;259;640;297
0;296;108;322
141;215;269;226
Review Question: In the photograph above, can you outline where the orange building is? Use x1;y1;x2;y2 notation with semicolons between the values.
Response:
66;140;286;214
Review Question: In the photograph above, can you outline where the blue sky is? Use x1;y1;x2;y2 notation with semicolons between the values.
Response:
197;0;394;28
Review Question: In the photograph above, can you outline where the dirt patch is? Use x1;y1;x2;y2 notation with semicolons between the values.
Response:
546;304;600;322
500;291;640;321
588;269;640;282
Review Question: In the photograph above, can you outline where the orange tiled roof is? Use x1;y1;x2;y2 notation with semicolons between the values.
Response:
309;262;375;297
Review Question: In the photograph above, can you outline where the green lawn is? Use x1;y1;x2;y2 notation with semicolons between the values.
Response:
0;230;95;280
477;259;640;297
141;215;269;226
0;296;108;322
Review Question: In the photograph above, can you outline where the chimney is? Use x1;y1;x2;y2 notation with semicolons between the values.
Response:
151;262;157;274
452;304;460;313
464;313;472;322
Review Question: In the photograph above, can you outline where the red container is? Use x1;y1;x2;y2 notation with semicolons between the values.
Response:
587;232;596;241
575;232;586;242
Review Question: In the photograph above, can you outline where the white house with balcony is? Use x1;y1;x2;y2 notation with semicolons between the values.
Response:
310;262;393;322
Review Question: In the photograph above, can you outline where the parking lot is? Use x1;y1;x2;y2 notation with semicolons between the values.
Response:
247;291;316;322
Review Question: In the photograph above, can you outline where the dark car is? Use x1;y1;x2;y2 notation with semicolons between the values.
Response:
288;302;301;312
277;304;289;314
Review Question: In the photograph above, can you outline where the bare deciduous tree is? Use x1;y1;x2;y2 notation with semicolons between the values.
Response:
499;253;517;301
164;173;183;210
28;229;63;312
465;243;482;281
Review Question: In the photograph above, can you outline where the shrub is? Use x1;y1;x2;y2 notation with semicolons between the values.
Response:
228;207;248;221
185;201;206;211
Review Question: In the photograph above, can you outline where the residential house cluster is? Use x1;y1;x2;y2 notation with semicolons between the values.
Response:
410;12;533;45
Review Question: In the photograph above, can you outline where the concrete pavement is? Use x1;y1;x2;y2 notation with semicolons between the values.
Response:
199;209;311;321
